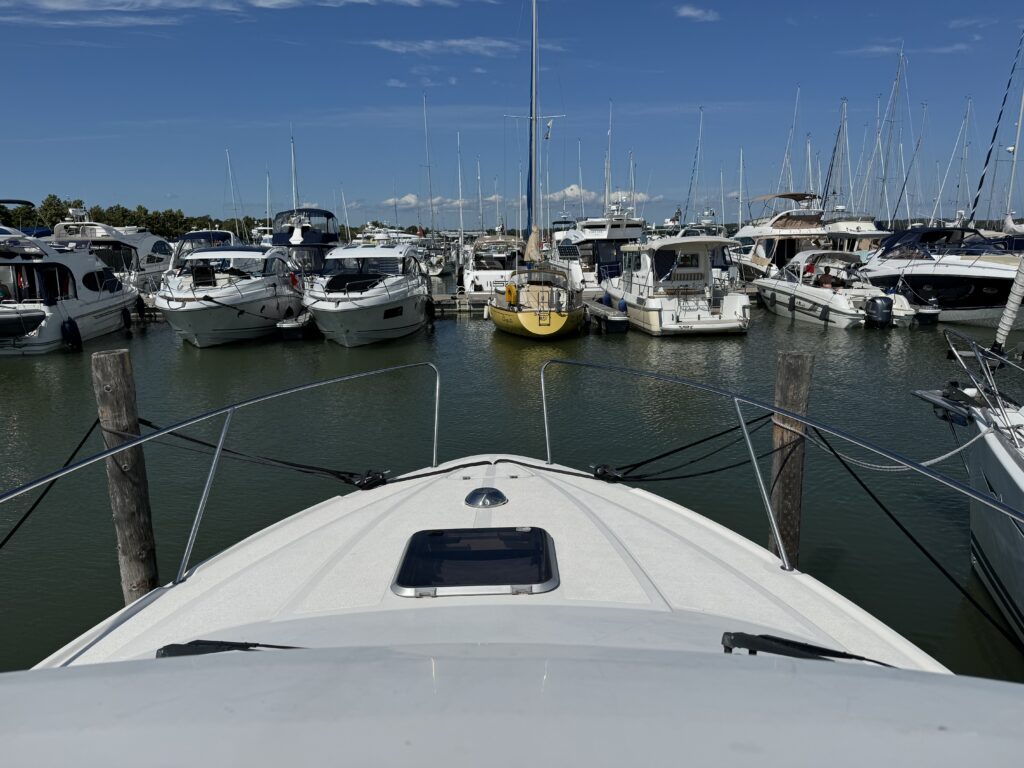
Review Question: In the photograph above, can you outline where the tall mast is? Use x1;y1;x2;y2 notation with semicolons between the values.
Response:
340;185;351;241
738;147;744;227
972;29;1024;224
422;92;436;235
719;167;725;231
577;138;586;219
265;167;271;229
628;150;636;212
290;132;299;210
526;0;540;235
1005;64;1024;223
494;176;500;231
518;164;523;235
604;101;612;214
476;157;484;232
225;149;240;239
393;179;400;228
457;132;465;253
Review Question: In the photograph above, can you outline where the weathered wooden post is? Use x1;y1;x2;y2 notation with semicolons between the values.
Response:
91;349;159;604
768;351;814;569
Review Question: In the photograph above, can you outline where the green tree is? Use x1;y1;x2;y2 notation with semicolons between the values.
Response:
37;194;84;227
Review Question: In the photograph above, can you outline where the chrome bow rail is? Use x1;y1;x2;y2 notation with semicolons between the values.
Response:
943;328;1024;449
0;362;440;584
539;358;1024;572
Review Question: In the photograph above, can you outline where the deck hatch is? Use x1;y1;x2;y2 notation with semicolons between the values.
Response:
392;527;558;597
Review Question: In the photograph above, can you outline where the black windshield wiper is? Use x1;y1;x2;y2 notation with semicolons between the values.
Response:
721;632;894;668
155;639;302;658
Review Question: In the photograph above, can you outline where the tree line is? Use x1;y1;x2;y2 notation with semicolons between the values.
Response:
0;194;432;241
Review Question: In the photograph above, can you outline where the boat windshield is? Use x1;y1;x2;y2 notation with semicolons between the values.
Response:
324;256;402;276
173;232;234;261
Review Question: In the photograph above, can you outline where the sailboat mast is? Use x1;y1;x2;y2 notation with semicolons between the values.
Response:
340;185;352;242
225;149;240;239
738;147;744;227
423;92;436;235
577;138;586;219
1005;47;1024;221
526;0;540;235
476;157;484;232
604;101;612;214
972;29;1024;224
457;132;465;252
290;134;299;211
265;168;271;229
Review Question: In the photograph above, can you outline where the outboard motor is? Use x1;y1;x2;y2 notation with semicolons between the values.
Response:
864;296;894;328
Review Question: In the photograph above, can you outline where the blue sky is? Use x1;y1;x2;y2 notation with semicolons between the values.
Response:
2;0;1023;227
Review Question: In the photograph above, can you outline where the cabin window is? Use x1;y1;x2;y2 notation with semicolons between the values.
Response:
81;268;120;294
392;526;559;597
153;241;173;256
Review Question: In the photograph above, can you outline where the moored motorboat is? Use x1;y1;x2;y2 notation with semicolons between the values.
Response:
754;250;917;329
0;223;137;355
602;235;751;335
304;241;429;347
155;245;302;347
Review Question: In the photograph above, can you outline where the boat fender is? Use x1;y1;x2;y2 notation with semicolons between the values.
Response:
60;318;83;352
602;292;612;306
769;292;777;307
787;293;796;313
482;303;490;320
289;271;300;289
134;295;147;324
618;298;627;312
121;306;132;330
505;282;518;307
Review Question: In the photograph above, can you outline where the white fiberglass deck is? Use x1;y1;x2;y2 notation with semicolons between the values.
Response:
41;454;943;671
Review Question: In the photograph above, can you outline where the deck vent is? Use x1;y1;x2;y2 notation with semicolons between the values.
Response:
392;527;559;597
464;487;508;508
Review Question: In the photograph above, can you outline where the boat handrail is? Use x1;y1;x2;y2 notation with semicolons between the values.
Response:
943;329;1024;449
538;358;1024;572
0;363;441;585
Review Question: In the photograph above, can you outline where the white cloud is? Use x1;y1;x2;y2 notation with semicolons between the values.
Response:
544;184;598;204
838;44;901;57
922;42;970;54
676;4;719;22
385;78;408;87
366;37;519;56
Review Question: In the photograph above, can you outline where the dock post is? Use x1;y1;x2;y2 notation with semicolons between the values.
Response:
91;349;159;604
768;351;814;569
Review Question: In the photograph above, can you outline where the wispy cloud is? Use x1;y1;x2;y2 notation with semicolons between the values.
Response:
385;78;408;88
676;4;719;22
947;17;996;29
0;0;467;27
839;40;971;56
366;37;519;56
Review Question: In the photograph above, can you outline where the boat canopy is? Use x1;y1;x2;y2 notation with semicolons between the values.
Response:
785;250;863;270
326;244;411;259
182;246;269;260
750;192;820;204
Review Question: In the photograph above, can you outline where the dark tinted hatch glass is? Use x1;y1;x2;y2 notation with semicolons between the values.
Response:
394;527;556;594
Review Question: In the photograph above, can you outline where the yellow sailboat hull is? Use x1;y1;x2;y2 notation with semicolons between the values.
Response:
489;304;585;338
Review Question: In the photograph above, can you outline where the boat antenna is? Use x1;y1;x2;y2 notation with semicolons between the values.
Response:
577;138;586;219
971;29;1024;225
265;166;271;230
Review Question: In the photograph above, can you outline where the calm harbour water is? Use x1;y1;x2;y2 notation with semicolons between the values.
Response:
1;295;1023;681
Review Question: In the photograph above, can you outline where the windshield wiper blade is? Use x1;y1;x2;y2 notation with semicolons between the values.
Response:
721;632;894;668
155;639;302;658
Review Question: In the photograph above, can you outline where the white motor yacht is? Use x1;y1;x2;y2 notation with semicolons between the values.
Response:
551;199;645;290
460;234;524;293
304;241;429;347
733;193;829;281
0;357;1022;764
51;211;174;294
0;226;137;355
602;235;750;335
860;226;1024;327
155;245;301;347
754;250;917;329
